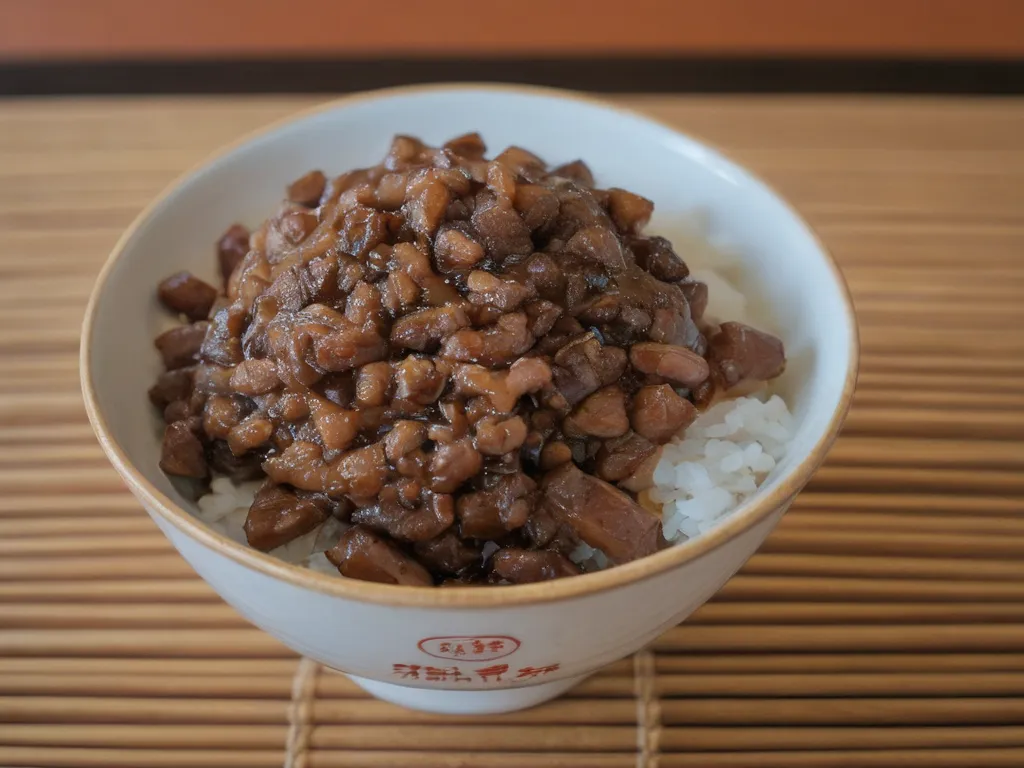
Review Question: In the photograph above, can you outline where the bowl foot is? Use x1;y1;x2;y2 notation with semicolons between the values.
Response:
346;672;589;714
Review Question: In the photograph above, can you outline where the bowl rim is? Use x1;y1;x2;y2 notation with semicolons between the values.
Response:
81;82;859;609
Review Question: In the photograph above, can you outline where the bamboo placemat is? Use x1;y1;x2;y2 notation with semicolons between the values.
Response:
2;94;1024;768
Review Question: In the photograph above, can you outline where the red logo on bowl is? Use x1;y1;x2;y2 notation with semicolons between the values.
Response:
417;635;521;662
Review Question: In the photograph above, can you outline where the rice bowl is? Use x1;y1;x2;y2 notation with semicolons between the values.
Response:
82;85;855;713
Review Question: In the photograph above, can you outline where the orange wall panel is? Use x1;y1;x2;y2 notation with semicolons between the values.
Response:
0;0;1022;60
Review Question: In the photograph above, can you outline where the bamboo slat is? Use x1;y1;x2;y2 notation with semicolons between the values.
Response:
0;579;219;603
658;699;1024;726
0;725;290;749
0;747;287;768
789;492;1023;515
652;653;1024;674
741;553;1024;581
657;749;1024;768
338;724;1024;751
310;724;640;751
2;93;1024;768
0;676;296;699
761;529;1024;559
654;625;1024;653
0;697;289;725
0;629;293;657
717;575;1024;602
781;511;1024;534
0;749;630;768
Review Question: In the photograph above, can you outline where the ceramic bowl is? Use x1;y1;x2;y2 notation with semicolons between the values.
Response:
82;84;857;714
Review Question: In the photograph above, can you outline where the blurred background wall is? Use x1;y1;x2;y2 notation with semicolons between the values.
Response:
0;0;1021;93
2;0;1022;59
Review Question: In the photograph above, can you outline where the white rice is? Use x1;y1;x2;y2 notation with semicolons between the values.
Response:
191;219;792;575
647;394;791;541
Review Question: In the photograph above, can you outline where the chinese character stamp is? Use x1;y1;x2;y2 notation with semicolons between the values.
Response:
417;635;521;662
392;661;561;685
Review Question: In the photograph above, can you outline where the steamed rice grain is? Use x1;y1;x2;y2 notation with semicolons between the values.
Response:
650;394;791;544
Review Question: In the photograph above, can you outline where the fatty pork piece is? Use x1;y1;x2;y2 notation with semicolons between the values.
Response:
539;463;664;564
157;272;218;322
491;548;581;584
707;321;786;389
243;481;330;551
326;526;433;586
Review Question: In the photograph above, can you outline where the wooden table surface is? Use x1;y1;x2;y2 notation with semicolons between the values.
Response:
2;95;1024;768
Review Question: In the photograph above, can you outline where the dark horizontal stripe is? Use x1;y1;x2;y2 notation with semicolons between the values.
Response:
2;56;1024;96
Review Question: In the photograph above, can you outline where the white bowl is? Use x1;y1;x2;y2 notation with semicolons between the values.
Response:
82;84;857;714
